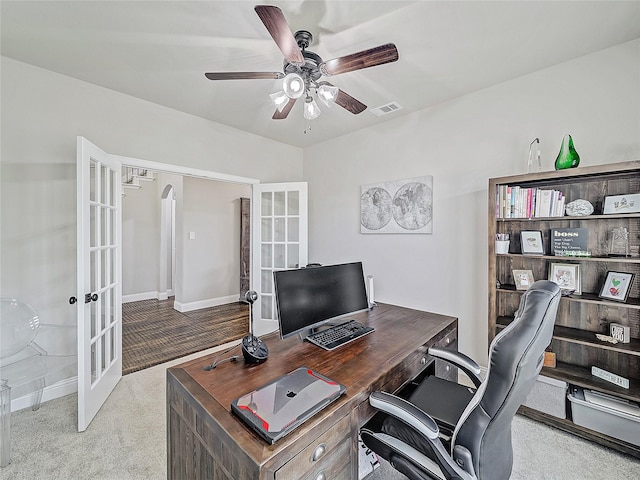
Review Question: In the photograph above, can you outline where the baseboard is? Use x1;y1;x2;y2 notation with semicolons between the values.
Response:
173;294;240;313
11;376;78;412
123;291;160;303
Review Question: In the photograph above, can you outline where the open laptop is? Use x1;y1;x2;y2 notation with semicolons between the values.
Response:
231;367;346;444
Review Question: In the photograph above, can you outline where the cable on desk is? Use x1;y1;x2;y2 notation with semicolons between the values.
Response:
203;343;241;371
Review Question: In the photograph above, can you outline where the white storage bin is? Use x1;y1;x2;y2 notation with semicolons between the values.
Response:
568;387;640;447
523;374;567;419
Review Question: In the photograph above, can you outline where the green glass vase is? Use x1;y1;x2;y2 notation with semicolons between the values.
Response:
554;134;580;170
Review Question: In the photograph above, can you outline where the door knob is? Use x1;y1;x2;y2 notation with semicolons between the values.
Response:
84;293;99;303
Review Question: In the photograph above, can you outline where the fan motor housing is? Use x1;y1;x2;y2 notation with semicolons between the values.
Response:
295;30;313;49
283;50;323;82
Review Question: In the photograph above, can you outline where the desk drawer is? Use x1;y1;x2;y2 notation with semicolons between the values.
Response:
384;324;458;394
301;438;352;480
275;414;351;480
434;327;458;381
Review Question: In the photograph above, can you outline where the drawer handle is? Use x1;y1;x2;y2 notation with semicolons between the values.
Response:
314;471;326;480
421;356;428;365
310;443;327;462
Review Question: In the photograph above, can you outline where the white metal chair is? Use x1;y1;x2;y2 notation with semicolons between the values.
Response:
0;299;76;467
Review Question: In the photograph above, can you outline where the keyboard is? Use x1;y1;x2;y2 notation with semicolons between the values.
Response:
305;320;375;351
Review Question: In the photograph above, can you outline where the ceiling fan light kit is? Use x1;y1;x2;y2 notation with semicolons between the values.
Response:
281;72;305;99
317;84;339;108
303;96;321;120
269;90;289;113
205;5;399;126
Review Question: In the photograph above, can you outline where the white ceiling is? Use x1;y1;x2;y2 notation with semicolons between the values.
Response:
2;1;639;148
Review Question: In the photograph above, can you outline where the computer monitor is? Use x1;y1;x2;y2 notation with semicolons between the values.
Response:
274;262;370;339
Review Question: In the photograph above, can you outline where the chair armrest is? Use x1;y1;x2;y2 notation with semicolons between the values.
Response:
368;392;477;480
427;347;483;388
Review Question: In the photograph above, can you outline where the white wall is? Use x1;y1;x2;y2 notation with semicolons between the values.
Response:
0;56;302;344
304;39;640;365
121;172;250;308
122;175;162;298
179;177;251;306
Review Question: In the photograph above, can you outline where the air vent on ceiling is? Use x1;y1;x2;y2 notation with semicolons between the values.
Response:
370;102;403;116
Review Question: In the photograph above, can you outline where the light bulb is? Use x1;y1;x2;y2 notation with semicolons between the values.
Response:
269;90;289;112
317;84;338;108
282;73;304;99
303;96;321;120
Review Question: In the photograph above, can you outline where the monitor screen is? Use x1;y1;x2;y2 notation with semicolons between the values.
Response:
274;262;370;339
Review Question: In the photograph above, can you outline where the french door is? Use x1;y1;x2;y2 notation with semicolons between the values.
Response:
75;138;302;428
251;183;308;336
76;137;122;432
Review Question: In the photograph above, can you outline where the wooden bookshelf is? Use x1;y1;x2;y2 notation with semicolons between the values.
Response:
488;160;640;457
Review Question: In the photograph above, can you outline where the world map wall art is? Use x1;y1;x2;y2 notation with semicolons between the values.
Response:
360;175;433;234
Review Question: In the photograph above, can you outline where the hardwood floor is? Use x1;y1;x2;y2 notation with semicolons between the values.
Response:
122;298;249;375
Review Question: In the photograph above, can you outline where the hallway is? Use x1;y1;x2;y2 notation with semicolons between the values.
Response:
122;298;248;374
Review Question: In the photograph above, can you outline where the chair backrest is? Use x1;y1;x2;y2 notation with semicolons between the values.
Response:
452;280;561;479
1;299;41;359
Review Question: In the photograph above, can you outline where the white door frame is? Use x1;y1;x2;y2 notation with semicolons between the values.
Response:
116;156;260;305
159;184;176;299
113;156;259;186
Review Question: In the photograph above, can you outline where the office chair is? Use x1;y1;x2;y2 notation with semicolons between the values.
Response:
360;280;561;480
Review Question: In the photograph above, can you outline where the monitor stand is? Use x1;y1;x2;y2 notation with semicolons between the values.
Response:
297;321;350;341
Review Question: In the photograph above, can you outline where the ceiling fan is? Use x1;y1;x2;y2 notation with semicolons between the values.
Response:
205;5;399;121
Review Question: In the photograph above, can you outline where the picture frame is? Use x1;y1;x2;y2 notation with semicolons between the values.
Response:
520;230;544;255
602;193;640;215
599;271;635;302
548;263;581;294
512;269;535;291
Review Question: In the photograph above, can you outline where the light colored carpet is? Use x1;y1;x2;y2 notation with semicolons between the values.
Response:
3;344;640;480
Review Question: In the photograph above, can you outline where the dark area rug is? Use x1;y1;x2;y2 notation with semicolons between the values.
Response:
122;298;249;375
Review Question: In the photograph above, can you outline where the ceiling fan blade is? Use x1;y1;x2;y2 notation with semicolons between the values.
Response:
205;72;284;81
272;98;297;120
334;88;367;114
320;43;399;76
255;5;304;66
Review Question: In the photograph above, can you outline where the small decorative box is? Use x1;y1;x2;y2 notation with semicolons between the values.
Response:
610;323;631;343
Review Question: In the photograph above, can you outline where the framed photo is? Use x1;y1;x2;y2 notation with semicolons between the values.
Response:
599;271;635;302
520;230;544;255
602;193;640;215
512;269;535;291
548;263;581;294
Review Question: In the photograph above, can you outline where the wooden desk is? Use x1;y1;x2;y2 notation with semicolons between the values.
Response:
167;303;457;480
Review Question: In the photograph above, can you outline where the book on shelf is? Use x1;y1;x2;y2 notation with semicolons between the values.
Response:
495;185;565;219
